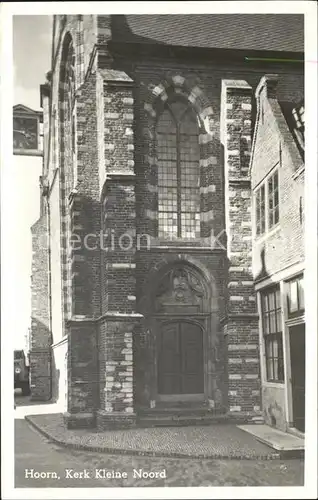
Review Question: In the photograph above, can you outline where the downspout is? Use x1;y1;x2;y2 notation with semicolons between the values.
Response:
45;192;53;400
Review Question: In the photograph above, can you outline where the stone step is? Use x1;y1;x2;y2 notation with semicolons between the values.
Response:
238;424;305;453
137;413;229;428
138;409;264;428
139;407;220;417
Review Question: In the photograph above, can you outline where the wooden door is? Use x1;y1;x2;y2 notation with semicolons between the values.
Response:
289;324;305;432
158;321;204;398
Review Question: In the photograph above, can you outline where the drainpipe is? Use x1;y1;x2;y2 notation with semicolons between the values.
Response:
47;194;53;401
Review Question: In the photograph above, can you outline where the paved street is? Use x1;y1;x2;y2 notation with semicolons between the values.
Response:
15;419;304;488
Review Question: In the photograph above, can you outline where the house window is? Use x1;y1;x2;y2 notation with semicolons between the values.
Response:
255;168;280;237
157;100;200;239
261;286;284;383
255;184;266;236
287;275;305;316
268;170;279;228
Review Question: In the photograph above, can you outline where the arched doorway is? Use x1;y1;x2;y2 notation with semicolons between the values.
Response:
149;263;214;405
158;320;204;401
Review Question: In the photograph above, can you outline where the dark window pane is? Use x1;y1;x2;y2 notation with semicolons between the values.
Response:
170;101;188;122
268;291;275;310
255;185;266;235
268;170;279;228
157;109;176;134
261;286;284;382
272;358;278;380
267;357;274;381
269;311;276;333
263;314;270;335
298;277;305;310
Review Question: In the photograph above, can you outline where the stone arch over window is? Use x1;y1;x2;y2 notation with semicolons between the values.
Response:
58;32;77;325
142;74;217;242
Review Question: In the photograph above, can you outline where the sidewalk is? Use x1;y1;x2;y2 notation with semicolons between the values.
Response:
24;412;282;460
238;424;305;452
15;402;61;419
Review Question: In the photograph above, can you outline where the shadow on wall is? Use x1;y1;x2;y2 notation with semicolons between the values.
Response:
68;192;102;318
255;246;270;282
29;317;52;401
51;353;60;403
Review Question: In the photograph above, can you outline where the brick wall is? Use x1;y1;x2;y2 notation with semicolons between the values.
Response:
30;215;51;400
132;63;303;250
40;16;304;426
96;68;140;429
81;52;303;422
251;75;305;280
220;79;260;415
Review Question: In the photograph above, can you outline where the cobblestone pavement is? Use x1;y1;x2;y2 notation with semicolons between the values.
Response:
15;420;304;488
26;413;280;459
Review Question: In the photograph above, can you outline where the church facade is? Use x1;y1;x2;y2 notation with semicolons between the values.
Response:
30;14;304;430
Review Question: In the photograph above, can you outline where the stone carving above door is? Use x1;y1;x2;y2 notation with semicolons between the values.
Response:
155;266;205;312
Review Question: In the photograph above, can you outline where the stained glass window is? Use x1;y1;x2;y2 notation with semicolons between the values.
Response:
157;100;200;239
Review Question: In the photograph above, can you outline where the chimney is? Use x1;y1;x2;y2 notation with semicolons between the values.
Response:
255;74;279;100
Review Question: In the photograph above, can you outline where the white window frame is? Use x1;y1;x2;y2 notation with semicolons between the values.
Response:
253;164;280;239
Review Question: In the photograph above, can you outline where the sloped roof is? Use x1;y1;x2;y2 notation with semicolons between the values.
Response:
111;14;304;53
13;104;41;115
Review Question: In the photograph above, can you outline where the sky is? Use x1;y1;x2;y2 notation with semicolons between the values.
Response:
12;16;52;348
13;15;52;110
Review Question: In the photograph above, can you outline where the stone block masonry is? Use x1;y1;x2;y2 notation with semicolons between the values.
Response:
97;319;139;430
221;80;260;415
97;69;141;430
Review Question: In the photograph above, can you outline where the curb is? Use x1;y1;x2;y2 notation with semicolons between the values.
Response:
25;415;282;461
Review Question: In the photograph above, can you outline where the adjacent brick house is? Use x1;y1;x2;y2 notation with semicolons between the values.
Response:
30;14;304;430
251;75;305;434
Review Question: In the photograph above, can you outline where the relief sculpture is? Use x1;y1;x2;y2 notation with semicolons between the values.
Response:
155;267;205;312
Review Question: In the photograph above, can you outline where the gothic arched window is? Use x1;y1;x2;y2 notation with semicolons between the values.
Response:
157;100;200;239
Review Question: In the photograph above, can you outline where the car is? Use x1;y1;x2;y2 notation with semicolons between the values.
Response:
14;350;30;396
